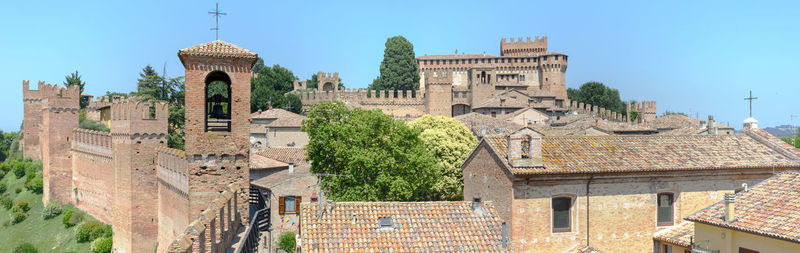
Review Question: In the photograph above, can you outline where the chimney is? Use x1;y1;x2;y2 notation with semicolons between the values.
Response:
480;125;487;136
472;193;482;211
724;193;736;222
707;115;717;135
743;117;759;130
310;192;318;203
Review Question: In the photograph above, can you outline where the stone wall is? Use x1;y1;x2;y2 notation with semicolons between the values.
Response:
506;169;784;252
71;129;114;224
22;80;43;160
166;184;242;253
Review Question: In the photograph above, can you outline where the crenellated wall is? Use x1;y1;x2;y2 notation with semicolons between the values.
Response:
165;184;241;253
71;129;114;224
157;147;191;252
39;83;80;204
293;88;426;117
22;80;44;160
501;36;548;57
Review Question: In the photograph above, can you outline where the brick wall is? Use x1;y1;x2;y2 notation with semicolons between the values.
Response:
22;80;43;160
157;147;190;253
39;83;80;204
462;143;514;230
71;129;114;224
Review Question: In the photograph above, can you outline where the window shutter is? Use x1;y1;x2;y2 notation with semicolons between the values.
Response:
295;196;302;213
279;196;285;214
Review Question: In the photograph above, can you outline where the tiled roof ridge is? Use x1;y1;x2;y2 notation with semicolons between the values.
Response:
743;129;800;160
178;40;257;59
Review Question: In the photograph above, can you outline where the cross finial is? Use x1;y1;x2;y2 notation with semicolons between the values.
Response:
208;2;227;40
744;90;758;118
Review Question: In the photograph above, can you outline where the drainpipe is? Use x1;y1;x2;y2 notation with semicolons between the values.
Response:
586;174;594;246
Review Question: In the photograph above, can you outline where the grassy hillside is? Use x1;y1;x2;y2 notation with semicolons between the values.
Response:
0;159;107;253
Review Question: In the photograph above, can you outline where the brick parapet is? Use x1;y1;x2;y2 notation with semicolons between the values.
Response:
157;147;190;198
569;100;630;123
166;184;241;253
500;36;548;57
71;128;112;159
22;80;44;160
294;88;425;107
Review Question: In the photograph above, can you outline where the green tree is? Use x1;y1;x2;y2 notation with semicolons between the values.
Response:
0;131;18;162
368;36;419;91
250;59;302;113
64;71;88;109
408;115;477;200
133;65;186;150
567;82;626;114
278;232;296;253
302;101;441;201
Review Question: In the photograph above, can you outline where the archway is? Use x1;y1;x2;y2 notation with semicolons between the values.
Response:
322;82;335;92
205;71;232;132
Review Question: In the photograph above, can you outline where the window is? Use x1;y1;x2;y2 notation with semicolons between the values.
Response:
279;195;302;214
491;112;497;118
663;244;672;253
205;71;232;132
657;193;674;226
552;197;571;232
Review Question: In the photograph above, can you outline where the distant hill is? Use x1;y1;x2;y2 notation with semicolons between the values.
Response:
763;125;798;138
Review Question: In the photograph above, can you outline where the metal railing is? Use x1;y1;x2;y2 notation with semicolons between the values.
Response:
234;187;271;253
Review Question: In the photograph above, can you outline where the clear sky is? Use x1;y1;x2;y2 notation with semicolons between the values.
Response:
1;0;798;132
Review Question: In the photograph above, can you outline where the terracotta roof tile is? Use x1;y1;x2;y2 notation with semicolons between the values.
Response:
178;40;257;59
455;113;523;137
653;221;694;247
300;201;511;252
250;108;305;120
256;147;306;165
651;114;702;130
685;171;800;243
481;131;800;176
567;245;605;253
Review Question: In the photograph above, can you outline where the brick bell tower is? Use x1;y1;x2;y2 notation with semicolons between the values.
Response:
178;40;257;221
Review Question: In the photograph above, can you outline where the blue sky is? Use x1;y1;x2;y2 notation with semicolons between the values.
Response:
1;0;798;132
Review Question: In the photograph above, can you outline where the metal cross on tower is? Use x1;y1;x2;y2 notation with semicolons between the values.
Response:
208;2;227;40
743;90;758;118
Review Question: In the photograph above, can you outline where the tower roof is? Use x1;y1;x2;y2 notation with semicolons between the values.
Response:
178;40;257;59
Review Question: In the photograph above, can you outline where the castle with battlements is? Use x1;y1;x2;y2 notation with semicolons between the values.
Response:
21;40;258;253
290;36;660;121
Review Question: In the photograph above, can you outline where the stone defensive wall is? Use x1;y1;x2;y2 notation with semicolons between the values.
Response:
568;100;658;123
157;146;191;251
22;80;45;160
39;82;81;205
85;95;114;122
294;88;426;117
500;36;548;57
166;184;241;253
71;128;114;224
417;51;567;72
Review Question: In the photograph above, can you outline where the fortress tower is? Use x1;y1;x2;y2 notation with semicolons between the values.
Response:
317;72;339;92
179;40;257;222
39;83;80;204
111;99;168;253
424;70;453;117
500;36;548;57
22;80;44;160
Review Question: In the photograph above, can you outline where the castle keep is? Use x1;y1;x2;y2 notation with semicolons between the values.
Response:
21;40;256;253
292;36;605;119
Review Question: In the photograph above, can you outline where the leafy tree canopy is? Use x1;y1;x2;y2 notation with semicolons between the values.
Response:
251;59;302;113
132;65;185;150
368;36;419;91
408;115;477;200
567;81;626;114
302;101;441;201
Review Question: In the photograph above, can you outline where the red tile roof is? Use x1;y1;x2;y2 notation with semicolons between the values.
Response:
178;40;257;59
567;245;605;253
299;201;511;252
685;171;800;243
256;147;306;165
250;108;304;120
478;129;800;176
653;221;694;248
650;114;702;130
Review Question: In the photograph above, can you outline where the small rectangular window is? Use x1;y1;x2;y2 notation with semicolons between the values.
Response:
657;193;674;226
663;244;672;253
552;197;571;232
279;195;302;214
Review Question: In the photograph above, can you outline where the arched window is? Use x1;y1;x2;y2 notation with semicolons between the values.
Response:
205;71;232;132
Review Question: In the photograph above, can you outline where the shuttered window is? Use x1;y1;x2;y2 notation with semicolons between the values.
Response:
279;196;302;215
552;197;571;232
657;193;674;226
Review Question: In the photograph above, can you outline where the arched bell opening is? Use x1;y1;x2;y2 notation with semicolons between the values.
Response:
205;71;232;132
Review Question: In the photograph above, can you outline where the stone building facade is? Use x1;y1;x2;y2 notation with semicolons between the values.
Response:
461;122;800;252
21;40;258;253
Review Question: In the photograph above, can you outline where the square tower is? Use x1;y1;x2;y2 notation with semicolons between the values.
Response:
178;40;257;221
22;80;44;160
39;83;80;204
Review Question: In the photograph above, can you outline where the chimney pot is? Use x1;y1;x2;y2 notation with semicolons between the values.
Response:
724;193;736;222
473;193;481;203
311;192;318;202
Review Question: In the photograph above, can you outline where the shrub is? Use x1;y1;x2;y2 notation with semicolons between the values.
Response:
15;200;30;212
90;236;113;253
42;201;62;220
11;211;27;224
0;194;12;209
0;182;6;194
68;210;85;227
278;232;296;253
24;177;43;194
62;208;77;228
0;169;5;179
12;163;25;178
13;243;38;253
0;162;9;173
15;188;21;194
77;220;104;242
10;205;20;213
